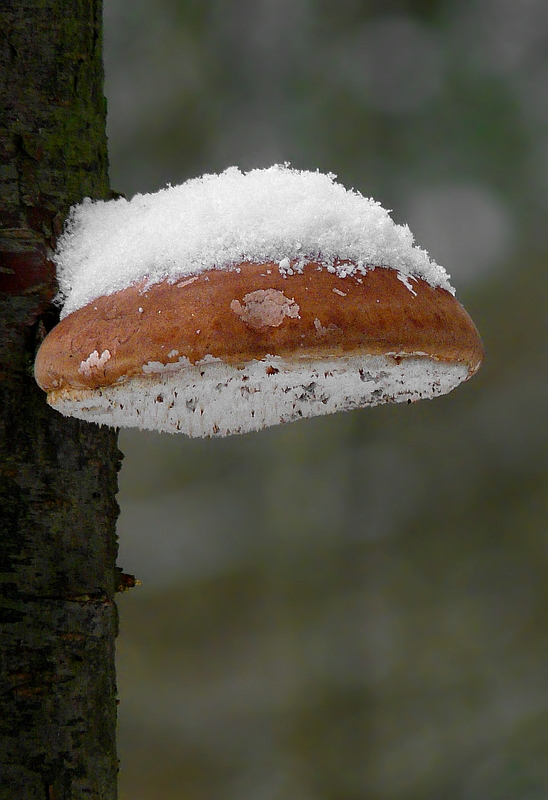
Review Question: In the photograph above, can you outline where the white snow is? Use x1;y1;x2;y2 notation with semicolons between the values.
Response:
47;354;468;438
55;165;454;318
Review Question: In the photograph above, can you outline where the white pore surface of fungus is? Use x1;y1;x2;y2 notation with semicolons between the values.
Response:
50;355;468;437
56;165;453;318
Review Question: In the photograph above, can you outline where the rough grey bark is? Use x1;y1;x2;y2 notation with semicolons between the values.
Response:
0;1;121;797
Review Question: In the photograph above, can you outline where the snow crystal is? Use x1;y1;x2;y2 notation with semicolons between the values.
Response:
396;271;418;296
55;165;453;319
47;354;468;438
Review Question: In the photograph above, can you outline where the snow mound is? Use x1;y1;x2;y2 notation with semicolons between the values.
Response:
56;165;453;318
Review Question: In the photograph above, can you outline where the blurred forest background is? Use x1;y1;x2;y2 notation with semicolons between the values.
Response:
102;0;548;798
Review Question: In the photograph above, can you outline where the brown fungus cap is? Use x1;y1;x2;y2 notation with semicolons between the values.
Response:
34;167;485;436
35;260;484;437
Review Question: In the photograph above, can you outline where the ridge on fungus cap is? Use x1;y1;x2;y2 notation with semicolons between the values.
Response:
34;166;484;438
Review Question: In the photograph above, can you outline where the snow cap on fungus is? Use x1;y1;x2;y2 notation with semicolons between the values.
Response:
55;165;454;317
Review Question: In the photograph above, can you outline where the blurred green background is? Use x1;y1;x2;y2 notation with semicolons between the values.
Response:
103;1;548;797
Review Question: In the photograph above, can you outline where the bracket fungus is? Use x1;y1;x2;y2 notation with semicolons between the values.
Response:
34;166;484;437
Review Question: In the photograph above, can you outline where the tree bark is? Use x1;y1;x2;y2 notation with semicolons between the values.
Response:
0;1;121;797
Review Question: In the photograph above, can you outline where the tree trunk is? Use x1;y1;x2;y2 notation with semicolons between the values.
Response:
0;2;121;797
